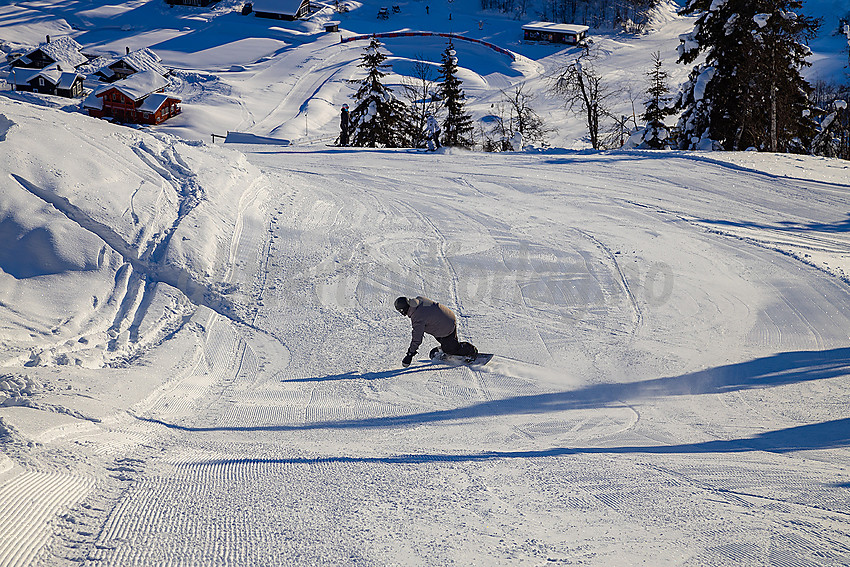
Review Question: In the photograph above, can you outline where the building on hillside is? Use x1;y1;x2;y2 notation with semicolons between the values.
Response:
83;70;181;125
92;47;168;83
521;22;588;45
252;0;310;20
9;62;85;97
9;36;89;69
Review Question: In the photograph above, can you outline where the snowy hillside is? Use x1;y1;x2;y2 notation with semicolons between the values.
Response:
1;0;849;565
1;0;847;147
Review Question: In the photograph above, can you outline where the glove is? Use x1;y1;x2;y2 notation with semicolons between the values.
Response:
402;352;414;367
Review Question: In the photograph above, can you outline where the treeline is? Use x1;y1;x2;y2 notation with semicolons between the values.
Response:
343;37;475;149
553;0;850;160
481;0;662;32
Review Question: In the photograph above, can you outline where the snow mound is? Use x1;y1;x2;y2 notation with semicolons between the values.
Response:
0;97;264;367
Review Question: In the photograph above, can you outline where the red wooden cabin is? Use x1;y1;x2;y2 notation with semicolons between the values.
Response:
84;70;181;125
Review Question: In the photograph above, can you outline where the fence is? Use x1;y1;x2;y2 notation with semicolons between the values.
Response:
340;32;516;62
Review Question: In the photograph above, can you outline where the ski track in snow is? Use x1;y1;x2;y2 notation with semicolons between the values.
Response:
2;1;850;562
7;148;844;566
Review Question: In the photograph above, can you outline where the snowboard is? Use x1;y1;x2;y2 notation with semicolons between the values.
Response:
429;348;493;367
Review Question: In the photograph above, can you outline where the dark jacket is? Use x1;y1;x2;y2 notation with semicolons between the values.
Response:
406;296;456;354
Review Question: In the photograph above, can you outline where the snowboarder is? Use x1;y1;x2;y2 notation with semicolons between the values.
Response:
395;296;477;367
425;112;441;150
340;103;350;146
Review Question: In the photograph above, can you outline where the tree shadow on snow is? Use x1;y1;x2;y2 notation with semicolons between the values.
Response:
179;418;850;467
694;213;850;234
539;151;850;193
137;347;850;447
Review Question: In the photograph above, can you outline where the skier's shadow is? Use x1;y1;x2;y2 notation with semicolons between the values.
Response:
281;364;441;383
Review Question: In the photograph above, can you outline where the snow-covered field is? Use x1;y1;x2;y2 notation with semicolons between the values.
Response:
1;0;849;565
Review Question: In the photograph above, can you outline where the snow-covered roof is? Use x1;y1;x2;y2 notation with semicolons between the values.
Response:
9;62;82;87
36;65;65;84
9;66;41;86
138;92;180;112
112;47;166;76
31;36;88;67
12;54;34;66
252;0;307;15
57;69;82;89
96;69;169;101
521;21;589;34
82;90;103;110
76;55;112;76
82;49;166;80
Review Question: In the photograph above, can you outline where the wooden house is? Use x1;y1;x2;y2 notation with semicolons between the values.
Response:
93;47;168;83
10;36;88;69
252;0;310;20
84;70;181;125
10;63;85;98
521;22;589;45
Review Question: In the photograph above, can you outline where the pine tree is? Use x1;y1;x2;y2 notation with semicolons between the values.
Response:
640;52;676;148
436;42;475;148
627;52;677;149
676;0;819;152
348;36;411;148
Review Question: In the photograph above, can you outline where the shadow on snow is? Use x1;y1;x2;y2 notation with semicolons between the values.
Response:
136;347;850;459
695;214;850;234
280;365;442;383
183;418;850;466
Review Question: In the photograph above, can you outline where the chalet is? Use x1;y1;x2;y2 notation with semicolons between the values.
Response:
93;47;167;83
9;63;85;98
521;21;589;45
252;0;310;21
10;36;88;69
83;70;181;125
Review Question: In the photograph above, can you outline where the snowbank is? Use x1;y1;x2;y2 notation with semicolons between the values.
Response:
0;97;263;367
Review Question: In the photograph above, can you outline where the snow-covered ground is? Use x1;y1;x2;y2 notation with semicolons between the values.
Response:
1;0;849;565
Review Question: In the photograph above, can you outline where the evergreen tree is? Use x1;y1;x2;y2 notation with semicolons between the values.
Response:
811;99;849;159
348;36;411;148
436;42;475;148
641;52;676;146
843;19;850;74
676;0;819;152
627;51;677;149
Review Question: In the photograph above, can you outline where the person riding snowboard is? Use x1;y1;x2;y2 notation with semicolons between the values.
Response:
395;296;477;367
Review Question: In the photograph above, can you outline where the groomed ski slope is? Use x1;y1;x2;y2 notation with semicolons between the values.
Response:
102;147;850;564
0;0;849;564
4;132;850;564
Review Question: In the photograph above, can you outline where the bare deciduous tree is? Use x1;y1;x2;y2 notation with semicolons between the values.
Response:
401;56;441;148
482;84;554;151
550;46;616;149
